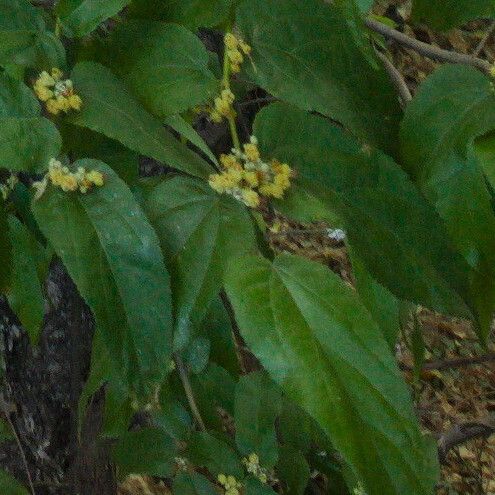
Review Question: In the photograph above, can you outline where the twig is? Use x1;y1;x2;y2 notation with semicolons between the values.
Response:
438;419;495;464
400;352;495;372
175;355;206;432
365;18;492;74
374;49;412;105
473;20;495;57
0;397;35;495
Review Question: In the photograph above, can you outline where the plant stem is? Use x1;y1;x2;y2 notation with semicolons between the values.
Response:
222;39;241;151
175;355;206;432
473;20;495;57
365;18;492;74
374;48;412;105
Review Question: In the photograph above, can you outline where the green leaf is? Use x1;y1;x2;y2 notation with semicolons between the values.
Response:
225;254;439;495
128;0;234;29
0;0;42;66
173;472;218;495
105;21;217;116
412;0;495;31
0;200;12;292
186;431;244;478
475;131;495;189
112;427;177;477
236;0;402;154
278;401;313;454
0;73;61;171
348;247;400;351
164;114;217;165
234;371;281;468
56;0;132;38
33;160;173;394
0;72;39;116
244;477;277;495
164;0;234;29
144;176;255;349
400;65;495;339
7;216;45;343
190;363;237;428
0;117;62;172
69;62;213;179
60;123;139;184
185;336;210;374
255;103;473;318
276;446;310;495
200;296;240;376
0;469;28;495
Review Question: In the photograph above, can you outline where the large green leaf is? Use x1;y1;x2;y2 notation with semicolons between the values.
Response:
0;0;65;68
112;427;177;477
400;65;495;338
173;472;218;495
56;0;132;38
234;372;281;468
186;431;244;478
412;0;495;31
69;62;213;179
348;248;400;351
105;21;217;116
128;0;234;29
7;216;45;343
0;0;42;66
255;103;472;318
0;73;61;171
144;175;255;349
33;160;173;394
0;469;28;495
225;253;439;495
236;0;402;154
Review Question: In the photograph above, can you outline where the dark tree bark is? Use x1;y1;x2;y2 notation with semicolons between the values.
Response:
0;260;116;494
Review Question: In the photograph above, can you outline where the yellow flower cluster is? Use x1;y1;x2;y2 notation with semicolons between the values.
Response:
224;32;251;74
242;453;268;484
218;474;242;495
47;158;104;193
210;89;236;123
33;68;82;116
208;136;293;208
0;174;18;201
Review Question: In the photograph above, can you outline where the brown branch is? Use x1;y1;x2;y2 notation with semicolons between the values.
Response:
473;20;495;57
374;49;412;105
438;420;495;464
175;355;207;432
365;18;492;74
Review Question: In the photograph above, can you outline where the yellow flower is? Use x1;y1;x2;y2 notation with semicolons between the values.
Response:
239;40;252;55
68;94;82;111
60;174;78;192
220;154;242;170
85;170;104;187
34;84;54;102
228;49;244;66
244;142;260;162
51;67;63;81
46;98;62;115
241;188;260;208
37;71;56;88
210;110;223;123
224;33;238;50
243;170;259;187
56;96;71;112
